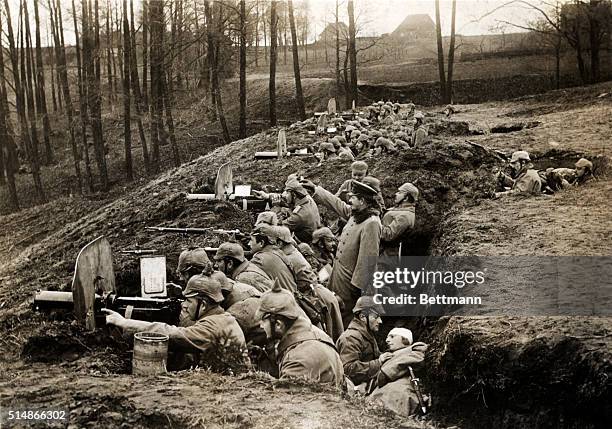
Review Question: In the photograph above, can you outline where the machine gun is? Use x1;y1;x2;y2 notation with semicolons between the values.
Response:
408;366;428;415
33;288;184;327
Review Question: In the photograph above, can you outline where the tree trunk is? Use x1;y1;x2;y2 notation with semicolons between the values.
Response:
148;0;165;172
142;0;149;107
205;1;217;121
445;0;456;104
263;4;268;63
50;0;83;193
239;0;247;138
205;0;230;143
0;9;19;209
163;1;180;166
48;25;59;113
435;0;447;103
72;0;94;192
347;0;358;107
288;0;305;121
255;0;259;67
269;1;278;127
129;0;150;174
22;0;46;201
106;0;115;104
122;0;133;180
335;0;341;103
588;10;601;82
343;48;350;110
34;0;54;165
84;0;110;190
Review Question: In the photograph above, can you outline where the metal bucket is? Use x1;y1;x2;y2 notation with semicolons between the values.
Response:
132;332;169;376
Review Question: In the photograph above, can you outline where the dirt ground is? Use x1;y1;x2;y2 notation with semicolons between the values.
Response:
0;82;611;428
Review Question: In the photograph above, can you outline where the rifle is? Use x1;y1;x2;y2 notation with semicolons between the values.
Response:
210;228;248;239
119;249;159;255
145;226;213;235
408;366;428;415
33;289;184;326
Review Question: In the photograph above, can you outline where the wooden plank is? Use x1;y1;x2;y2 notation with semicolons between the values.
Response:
71;236;115;330
215;162;233;199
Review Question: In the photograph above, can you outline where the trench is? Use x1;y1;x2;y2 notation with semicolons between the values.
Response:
19;145;609;427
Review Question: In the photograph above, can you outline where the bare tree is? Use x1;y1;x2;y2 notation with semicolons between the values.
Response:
239;0;247;138
122;0;133;180
446;0;457;104
73;0;94;192
435;0;447;103
49;0;83;192
269;0;278;126
22;0;46;201
288;0;306;120
129;0;150;173
33;0;54;165
347;0;357;107
0;8;19;210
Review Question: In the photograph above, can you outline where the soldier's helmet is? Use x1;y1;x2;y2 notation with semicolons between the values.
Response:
214;243;245;262
184;274;224;303
275;226;296;246
312;227;335;244
256;280;301;320
178;248;212;273
509;150;531;163
352;295;385;315
256;211;279;227
575;158;593;171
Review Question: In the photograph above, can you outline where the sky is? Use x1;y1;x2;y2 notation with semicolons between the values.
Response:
307;0;543;37
2;0;545;45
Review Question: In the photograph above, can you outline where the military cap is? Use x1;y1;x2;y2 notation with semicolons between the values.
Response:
350;129;362;139
251;223;278;242
370;130;382;139
345;124;357;132
351;161;368;173
256;280;301;320
256;211;279;226
275;226;297;246
357;133;370;143
352;295;384;315
320;142;337;153
312;227;335;244
178;248;211;273
184;274;224;303
297;243;316;257
214;242;245;262
414;111;425;120
376;137;393;149
284;177;307;196
349;179;379;198
361;176;381;193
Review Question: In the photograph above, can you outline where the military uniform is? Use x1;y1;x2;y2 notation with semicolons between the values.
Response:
368;342;428;417
141;306;246;355
313;186;381;327
381;203;415;257
277;316;345;386
511;169;542;194
411;125;428;147
231;260;274;292
335;179;354;203
251;245;298;292
283;195;321;243
336;318;381;385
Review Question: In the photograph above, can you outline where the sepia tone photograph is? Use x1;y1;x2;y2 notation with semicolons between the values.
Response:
0;0;610;428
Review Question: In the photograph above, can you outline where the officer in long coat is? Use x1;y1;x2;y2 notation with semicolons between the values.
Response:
257;281;345;386
302;179;382;327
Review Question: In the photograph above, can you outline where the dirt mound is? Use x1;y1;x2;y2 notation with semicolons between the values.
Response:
1;366;430;429
425;317;611;429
